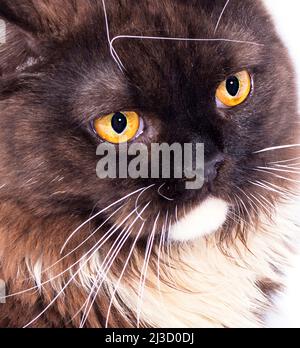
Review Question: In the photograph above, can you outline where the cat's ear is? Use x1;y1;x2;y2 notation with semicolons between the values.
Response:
0;0;92;74
0;0;88;40
0;0;44;36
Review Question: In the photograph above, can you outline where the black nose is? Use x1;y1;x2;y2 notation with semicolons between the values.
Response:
204;153;225;184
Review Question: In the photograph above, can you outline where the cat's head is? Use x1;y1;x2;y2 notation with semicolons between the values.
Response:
0;0;299;245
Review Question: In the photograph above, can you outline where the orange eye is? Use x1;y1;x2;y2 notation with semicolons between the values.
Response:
216;70;251;107
93;111;141;144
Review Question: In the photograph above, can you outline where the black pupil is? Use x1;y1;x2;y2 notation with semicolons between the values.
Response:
226;76;240;96
111;112;127;134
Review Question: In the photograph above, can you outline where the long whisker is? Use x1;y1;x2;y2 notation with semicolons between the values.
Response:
157;211;164;294
248;180;293;200
259;179;295;194
4;205;138;302
110;35;264;51
256;166;300;175
101;0;125;71
235;193;252;223
71;210;143;321
214;0;230;34
236;186;259;215
105;221;146;328
231;194;253;229
157;183;174;201
273;164;300;170
248;180;283;195
269;156;300;165
248;192;274;217
163;212;179;288
21;200;126;285
41;203;127;276
259;180;296;199
162;210;172;271
79;203;151;327
175;205;179;224
166;218;173;268
256;192;275;210
136;212;159;328
227;210;242;226
253;144;300;154
135;184;156;221
231;194;241;225
252;168;300;184
60;187;147;254
23;226;120;328
103;0;263;73
80;228;132;327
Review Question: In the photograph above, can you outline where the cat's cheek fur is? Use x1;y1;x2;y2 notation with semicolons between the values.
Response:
169;197;229;242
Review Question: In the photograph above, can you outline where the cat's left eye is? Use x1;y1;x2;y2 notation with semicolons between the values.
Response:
93;111;143;144
216;70;251;108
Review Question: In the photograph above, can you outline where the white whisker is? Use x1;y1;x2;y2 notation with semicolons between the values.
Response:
235;193;253;225
236;186;259;215
273;164;300;170
248;192;273;216
166;218;173;267
60;186;147;254
256;192;277;213
135;184;155;221
231;193;252;228
79;202;151;327
157;183;174;201
252;168;300;184
260;179;295;197
23;225;120;328
102;0;262;73
269;156;300;165
253;144;300;154
136;212;159;328
42;203;127;276
105;221;146;328
110;35;264;49
10;205;139;307
256;166;300;175
80;227;132;327
175;205;179;224
101;0;125;71
214;0;230;34
248;180;291;199
157;211;164;295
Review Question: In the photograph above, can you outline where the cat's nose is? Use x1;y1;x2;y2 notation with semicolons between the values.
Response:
204;153;225;183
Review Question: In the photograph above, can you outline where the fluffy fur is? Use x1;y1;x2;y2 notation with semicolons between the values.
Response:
0;0;299;328
169;197;229;241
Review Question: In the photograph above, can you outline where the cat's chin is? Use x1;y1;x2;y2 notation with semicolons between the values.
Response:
169;197;229;242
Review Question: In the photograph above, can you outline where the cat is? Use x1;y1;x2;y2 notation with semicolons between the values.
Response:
0;0;299;328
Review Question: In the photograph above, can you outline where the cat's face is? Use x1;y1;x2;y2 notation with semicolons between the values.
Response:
0;0;299;244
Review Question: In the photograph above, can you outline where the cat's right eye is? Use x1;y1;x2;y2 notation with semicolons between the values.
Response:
216;70;251;108
93;111;143;144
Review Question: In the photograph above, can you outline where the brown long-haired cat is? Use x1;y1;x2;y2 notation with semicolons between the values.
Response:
0;0;299;328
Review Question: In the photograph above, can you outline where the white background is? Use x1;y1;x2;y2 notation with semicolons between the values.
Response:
264;0;300;101
263;0;300;328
